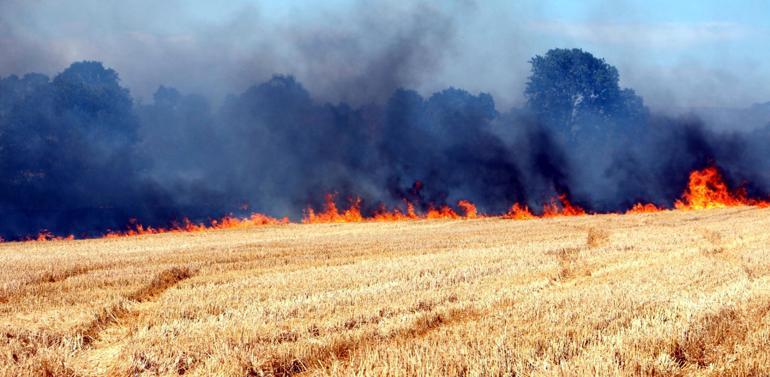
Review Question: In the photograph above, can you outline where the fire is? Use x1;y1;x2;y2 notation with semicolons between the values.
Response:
104;213;287;239
29;231;75;242
542;194;586;217
425;206;461;220
674;166;759;210
501;194;585;221
626;203;661;214
502;203;535;220
211;213;283;228
371;201;418;221
303;195;481;223
303;194;364;223
458;200;478;219
12;166;770;243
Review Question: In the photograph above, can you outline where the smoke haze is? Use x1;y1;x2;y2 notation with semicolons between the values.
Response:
0;1;769;239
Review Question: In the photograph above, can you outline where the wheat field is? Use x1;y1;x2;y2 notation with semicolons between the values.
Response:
2;207;770;376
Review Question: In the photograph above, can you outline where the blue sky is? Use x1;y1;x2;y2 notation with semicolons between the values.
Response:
1;0;769;109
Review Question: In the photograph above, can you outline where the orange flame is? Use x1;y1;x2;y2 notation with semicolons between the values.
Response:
28;230;75;242
303;195;481;223
425;205;461;220
502;203;536;220
458;200;478;219
674;166;757;210
626;203;661;214
302;194;364;223
12;166;770;243
542;194;586;217
371;201;418;221
103;213;287;238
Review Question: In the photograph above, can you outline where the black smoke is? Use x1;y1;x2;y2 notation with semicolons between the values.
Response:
0;50;768;240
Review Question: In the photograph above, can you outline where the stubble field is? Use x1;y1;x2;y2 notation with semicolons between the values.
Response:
2;207;770;376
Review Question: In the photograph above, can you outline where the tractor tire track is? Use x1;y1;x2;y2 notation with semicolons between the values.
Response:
79;266;194;345
68;266;196;376
2;266;196;376
248;306;484;377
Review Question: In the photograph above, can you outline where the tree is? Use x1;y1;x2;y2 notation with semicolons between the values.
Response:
524;48;647;136
0;61;144;230
52;61;138;141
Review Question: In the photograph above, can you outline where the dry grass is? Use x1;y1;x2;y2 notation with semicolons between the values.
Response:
2;207;770;376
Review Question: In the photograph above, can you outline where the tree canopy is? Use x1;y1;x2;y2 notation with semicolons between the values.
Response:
524;48;647;137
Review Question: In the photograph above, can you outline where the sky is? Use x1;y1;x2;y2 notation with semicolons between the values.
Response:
1;0;769;110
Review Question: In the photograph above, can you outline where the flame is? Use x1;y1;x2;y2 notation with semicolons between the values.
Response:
502;203;535;220
11;166;770;243
500;194;584;221
371;201;418;221
425;205;461;220
626;203;661;214
542;194;586;217
103;213;287;238
29;230;75;242
421;200;480;220
627;166;770;213
302;194;364;224
303;195;480;223
674;166;758;210
211;213;284;228
458;200;478;219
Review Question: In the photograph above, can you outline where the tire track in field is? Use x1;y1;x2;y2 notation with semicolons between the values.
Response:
1;257;194;305
248;305;485;377
2;266;196;376
68;266;196;376
79;266;195;343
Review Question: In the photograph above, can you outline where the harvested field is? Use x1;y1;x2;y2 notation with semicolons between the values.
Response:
2;207;770;376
